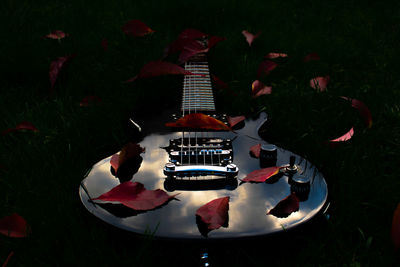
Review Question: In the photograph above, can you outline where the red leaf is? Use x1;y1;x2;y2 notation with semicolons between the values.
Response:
241;167;281;183
242;30;261;46
304;53;320;62
178;40;209;63
310;75;330;91
126;61;201;82
329;127;354;142
121;20;155;37
1;251;14;267
341;97;373;128
79;95;102;107
196;196;229;230
257;60;278;77
249;144;261;158
101;38;108;51
0;213;29;238
211;74;228;90
2;121;38;135
43;30;68;40
49;55;74;90
178;28;207;40
391;203;400;251
265;52;288;59
110;143;145;172
92;181;178;210
252;80;272;98
267;192;300;218
166;113;231;131
227;116;245;128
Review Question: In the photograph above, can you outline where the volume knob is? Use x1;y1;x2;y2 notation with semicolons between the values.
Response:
259;144;277;168
290;173;311;201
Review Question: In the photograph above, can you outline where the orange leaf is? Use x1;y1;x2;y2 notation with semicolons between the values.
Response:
310;75;330;91
341;97;372;128
121;20;154;37
242;30;261;46
0;213;29;238
391;203;400;251
329;127;354;142
241;167;281;183
252;80;272;98
265;52;288;59
165;113;231;131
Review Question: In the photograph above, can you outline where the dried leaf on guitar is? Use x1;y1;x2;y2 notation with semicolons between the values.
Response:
241;167;281;183
92;181;179;211
196;196;229;236
341;96;372;128
166;113;231;131
249;144;261;158
121;19;154;37
227;115;245;128
110;143;145;172
125;61;200;82
0;213;30;238
267;192;300;218
2;121;38;135
391;203;400;251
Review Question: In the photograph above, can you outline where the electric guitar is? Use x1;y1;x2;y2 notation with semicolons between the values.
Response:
79;50;328;239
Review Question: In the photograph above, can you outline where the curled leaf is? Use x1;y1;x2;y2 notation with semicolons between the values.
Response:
79;95;102;107
227;116;245;128
257;60;278;77
341;97;372;128
0;213;29;238
267;192;300;218
93;181;178;211
110;143;145;172
43;30;69;40
166;113;231;131
310;75;330;91
196;196;229;230
252;80;272;98
121;20;154;37
241;167;281;183
249;144;261;158
2;121;38;135
49;55;74;90
242;30;261;46
391;203;400;251
125;61;201;82
329;127;354;142
265;52;288;59
304;53;320;62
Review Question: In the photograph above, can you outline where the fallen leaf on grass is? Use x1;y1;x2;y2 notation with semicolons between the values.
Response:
121;20;155;37
1;251;14;267
329;127;354;142
257;60;278;77
227;116;245;128
304;53;320;62
2;122;38;135
267;192;300;218
241;167;281;183
93;181;178;211
196;196;229;231
79;95;102;106
391;203;400;251
310;76;330;91
341;97;372;128
0;213;29;238
242;30;261;46
110;143;145;172
49;55;74;91
125;61;201;82
166;113;231;131
265;52;288;59
43;30;69;40
252;80;272;98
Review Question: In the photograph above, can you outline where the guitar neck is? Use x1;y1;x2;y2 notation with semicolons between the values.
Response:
181;54;216;114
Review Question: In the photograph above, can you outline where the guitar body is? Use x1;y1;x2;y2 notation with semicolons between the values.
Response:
79;111;328;239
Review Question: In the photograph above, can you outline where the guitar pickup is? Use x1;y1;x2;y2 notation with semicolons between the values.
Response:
163;163;238;178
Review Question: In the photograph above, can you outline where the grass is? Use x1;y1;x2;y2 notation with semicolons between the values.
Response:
1;0;400;266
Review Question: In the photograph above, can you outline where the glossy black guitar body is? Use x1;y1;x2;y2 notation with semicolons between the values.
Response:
79;110;328;239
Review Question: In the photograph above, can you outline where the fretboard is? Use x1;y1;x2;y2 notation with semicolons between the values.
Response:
181;57;215;113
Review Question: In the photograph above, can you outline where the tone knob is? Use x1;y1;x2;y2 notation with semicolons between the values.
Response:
290;173;311;201
259;144;277;168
